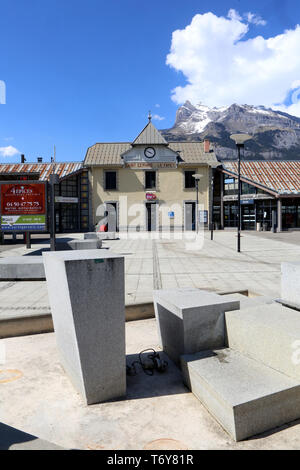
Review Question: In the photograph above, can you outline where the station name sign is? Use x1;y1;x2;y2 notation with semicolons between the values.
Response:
125;162;177;169
0;182;46;231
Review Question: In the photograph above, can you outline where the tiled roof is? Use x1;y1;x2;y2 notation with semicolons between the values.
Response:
222;160;300;195
168;142;218;166
0;162;83;181
84;141;218;166
132;121;168;145
84;143;131;166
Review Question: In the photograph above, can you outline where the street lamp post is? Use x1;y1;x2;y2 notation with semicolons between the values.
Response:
210;173;214;241
230;134;252;253
192;174;203;233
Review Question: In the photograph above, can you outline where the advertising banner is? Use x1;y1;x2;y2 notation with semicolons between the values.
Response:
1;183;46;231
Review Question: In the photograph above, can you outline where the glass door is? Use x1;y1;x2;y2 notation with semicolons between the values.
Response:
242;205;255;230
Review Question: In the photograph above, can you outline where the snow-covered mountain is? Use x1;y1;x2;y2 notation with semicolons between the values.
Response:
161;101;300;160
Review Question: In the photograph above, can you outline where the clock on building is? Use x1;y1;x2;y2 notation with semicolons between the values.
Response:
144;147;156;158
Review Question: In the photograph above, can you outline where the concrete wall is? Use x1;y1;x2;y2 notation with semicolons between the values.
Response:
90;165;210;230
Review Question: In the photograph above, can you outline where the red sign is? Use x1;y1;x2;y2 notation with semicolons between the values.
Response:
146;192;156;201
1;183;46;215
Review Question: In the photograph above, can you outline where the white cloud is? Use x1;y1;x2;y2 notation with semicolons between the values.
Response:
155;103;160;108
0;146;20;157
166;11;300;116
152;114;165;121
245;12;267;26
227;9;242;22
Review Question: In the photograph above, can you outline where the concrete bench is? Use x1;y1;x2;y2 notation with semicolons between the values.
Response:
83;232;99;240
0;256;45;280
153;287;240;365
225;303;300;380
67;239;102;250
181;348;300;441
280;262;300;309
84;232;116;241
43;250;126;405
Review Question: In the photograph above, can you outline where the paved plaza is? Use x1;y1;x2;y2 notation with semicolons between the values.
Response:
2;318;300;450
2;230;300;449
0;230;300;320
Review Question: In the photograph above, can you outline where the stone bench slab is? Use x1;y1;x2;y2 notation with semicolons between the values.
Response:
225;303;300;380
181;348;300;441
281;262;300;309
67;239;102;250
0;256;45;280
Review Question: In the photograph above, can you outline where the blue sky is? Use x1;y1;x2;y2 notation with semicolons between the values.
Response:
0;0;299;163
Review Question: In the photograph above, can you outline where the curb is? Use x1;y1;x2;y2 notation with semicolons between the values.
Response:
0;302;155;339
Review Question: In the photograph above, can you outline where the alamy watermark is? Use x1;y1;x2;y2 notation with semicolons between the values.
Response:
95;196;206;251
0;80;6;104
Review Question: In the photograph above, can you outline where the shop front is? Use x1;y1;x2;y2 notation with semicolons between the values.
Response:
214;161;300;232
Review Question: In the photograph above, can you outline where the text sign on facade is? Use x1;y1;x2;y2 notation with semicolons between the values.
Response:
55;196;78;204
199;210;208;224
125;162;177;169
241;199;254;205
1;182;46;231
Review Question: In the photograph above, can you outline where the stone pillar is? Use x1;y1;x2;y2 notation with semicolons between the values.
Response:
43;250;126;405
277;198;282;232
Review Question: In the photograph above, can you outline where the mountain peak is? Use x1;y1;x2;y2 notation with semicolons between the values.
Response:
162;102;300;161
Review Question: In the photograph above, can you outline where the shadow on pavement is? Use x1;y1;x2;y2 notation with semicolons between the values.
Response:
125;351;188;400
0;422;65;450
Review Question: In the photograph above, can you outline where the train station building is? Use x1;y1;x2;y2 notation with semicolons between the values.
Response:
1;119;300;235
84;118;218;232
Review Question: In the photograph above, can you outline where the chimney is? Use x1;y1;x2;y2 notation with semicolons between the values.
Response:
204;139;210;153
21;154;26;163
37;157;43;163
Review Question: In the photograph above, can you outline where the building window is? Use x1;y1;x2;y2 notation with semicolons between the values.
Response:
242;182;256;195
224;177;238;195
105;171;117;190
145;171;156;189
60;176;78;197
224;176;257;196
184;171;196;189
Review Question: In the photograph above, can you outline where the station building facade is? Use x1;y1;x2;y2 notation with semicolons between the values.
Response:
2;123;300;235
84;119;218;232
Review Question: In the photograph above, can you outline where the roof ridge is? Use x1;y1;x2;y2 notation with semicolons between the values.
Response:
132;121;168;145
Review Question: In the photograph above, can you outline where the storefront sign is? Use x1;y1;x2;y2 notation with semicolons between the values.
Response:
55;196;78;203
1;215;46;231
146;193;156;201
1;182;46;231
241;199;254;205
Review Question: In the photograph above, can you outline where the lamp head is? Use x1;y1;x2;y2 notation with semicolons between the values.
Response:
192;173;203;180
230;133;252;146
